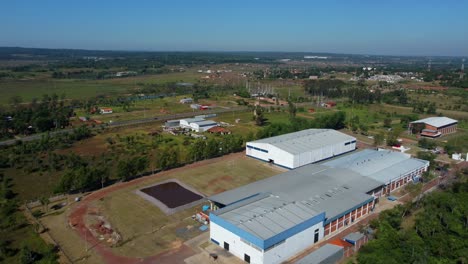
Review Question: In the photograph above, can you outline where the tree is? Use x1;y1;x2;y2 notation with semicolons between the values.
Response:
418;138;437;150
118;156;149;181
383;118;392;128
253;106;265;126
426;102;437;114
9;95;22;108
411;122;425;134
373;132;384;147
39;197;49;213
287;99;296;118
19;245;38;264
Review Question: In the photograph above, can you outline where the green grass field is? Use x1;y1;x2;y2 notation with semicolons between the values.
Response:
0;71;202;105
40;154;283;260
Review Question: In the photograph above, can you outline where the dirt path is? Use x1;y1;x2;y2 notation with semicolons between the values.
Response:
68;152;244;264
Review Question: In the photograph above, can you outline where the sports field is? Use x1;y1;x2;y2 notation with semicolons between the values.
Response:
40;152;284;262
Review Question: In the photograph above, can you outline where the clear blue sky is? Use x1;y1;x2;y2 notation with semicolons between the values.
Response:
1;0;467;56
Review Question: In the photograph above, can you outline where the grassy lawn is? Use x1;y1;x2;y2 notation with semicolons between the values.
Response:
41;154;283;259
0;71;202;105
0;79;131;104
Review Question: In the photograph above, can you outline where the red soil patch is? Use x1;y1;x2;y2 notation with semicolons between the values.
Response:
68;152;243;263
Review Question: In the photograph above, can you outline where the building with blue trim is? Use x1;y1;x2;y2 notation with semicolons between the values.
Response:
246;129;356;169
208;149;429;264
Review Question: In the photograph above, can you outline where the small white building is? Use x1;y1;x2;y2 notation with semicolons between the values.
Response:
246;129;356;169
190;120;217;132
99;108;113;114
180;117;205;128
179;118;217;132
179;98;193;104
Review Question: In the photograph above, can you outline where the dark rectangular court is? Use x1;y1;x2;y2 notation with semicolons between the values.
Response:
140;181;203;208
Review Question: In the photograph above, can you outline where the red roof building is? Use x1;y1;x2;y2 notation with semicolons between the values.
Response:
207;126;231;135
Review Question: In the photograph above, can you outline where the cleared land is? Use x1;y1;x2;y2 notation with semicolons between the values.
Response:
40;153;285;262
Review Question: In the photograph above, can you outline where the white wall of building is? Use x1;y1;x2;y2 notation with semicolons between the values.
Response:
294;141;355;168
246;141;355;169
180;119;191;128
210;221;324;264
191;123;217;132
210;222;264;264
246;143;295;168
263;222;324;264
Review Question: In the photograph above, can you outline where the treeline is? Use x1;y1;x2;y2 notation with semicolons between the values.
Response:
257;111;346;139
303;79;383;104
1;94;74;138
0;126;93;173
253;67;323;79
304;79;346;98
356;178;468;264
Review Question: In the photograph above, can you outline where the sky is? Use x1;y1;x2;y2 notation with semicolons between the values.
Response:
1;0;467;56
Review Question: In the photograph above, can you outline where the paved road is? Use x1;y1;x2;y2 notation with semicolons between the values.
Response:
0;106;249;146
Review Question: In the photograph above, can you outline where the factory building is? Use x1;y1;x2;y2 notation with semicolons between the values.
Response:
409;116;458;138
208;149;429;264
246;129;356;169
180;117;217;132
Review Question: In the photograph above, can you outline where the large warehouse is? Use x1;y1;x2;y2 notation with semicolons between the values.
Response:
409;116;458;138
208;149;429;264
246;129;356;169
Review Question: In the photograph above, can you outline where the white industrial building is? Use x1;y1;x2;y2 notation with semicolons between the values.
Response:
209;149;429;264
180;117;217;132
246;129;356;169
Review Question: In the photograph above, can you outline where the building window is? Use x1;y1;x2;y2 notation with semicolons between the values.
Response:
244;254;251;263
224;242;229;251
314;229;320;243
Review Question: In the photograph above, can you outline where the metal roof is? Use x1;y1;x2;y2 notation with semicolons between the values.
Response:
247;129;355;155
210;149;429;243
344;232;365;242
410;116;457;128
192;120;217;126
210;164;381;239
296;244;344;264
323;149;429;184
181;117;205;123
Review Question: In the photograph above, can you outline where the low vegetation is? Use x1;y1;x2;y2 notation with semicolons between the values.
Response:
356;173;468;264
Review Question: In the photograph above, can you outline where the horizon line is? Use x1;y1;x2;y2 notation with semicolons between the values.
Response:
1;46;467;58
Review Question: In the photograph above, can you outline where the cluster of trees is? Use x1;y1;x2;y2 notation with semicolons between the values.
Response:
188;135;245;163
412;101;437;114
1;94;74;138
304;79;346;98
256;111;346;139
347;87;382;104
444;133;468;155
253;67;322;80
382;89;409;105
348;115;369;135
55;162;109;193
418;138;437;150
357;180;468;263
52;69;118;80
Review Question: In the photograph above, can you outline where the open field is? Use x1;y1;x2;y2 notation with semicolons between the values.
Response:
0;79;131;104
40;153;284;261
0;70;202;105
370;103;468;121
